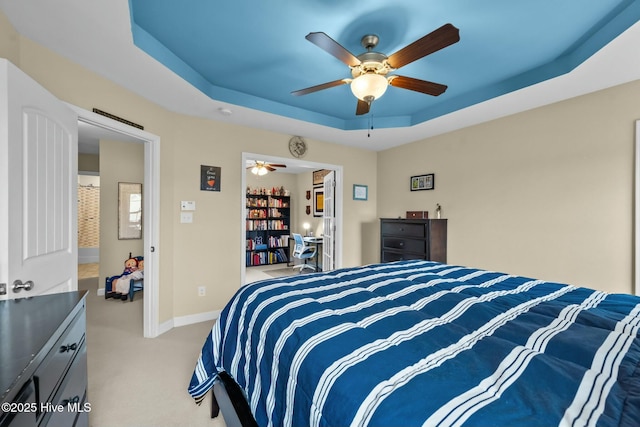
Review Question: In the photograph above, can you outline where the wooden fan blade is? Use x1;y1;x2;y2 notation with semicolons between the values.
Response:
306;32;361;67
267;164;287;168
387;23;460;69
389;75;448;96
356;99;370;116
292;79;349;96
266;166;277;172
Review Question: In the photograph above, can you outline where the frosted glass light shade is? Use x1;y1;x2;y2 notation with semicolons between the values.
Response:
350;73;388;101
251;165;268;175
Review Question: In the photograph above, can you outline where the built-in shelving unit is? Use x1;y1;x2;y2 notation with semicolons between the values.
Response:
246;193;290;266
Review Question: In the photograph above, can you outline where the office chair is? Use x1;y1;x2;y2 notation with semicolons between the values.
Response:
292;233;317;272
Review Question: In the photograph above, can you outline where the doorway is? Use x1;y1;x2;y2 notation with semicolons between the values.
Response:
241;152;343;285
71;104;161;338
77;172;100;288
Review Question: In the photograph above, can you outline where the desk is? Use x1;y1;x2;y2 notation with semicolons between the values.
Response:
289;236;323;271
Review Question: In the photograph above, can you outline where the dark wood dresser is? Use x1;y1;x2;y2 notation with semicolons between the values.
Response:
0;291;88;427
380;218;447;263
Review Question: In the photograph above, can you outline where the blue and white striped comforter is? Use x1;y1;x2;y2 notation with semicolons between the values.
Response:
188;260;640;426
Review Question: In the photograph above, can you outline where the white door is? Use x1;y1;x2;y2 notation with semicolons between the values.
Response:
322;171;335;271
0;59;78;300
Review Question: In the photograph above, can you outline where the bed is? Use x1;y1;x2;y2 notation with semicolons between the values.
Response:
188;260;640;426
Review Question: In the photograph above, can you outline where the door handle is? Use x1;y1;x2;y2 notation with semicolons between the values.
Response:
12;279;34;293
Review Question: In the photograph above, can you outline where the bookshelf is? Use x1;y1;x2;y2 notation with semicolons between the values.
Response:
246;193;291;266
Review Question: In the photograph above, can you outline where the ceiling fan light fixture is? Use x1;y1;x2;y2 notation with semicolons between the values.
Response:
350;73;388;102
251;164;268;176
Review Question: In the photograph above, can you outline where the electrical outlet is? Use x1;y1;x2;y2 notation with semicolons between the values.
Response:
198;286;206;297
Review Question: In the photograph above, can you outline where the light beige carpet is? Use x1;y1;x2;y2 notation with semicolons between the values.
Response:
84;288;226;426
78;277;99;292
264;267;299;278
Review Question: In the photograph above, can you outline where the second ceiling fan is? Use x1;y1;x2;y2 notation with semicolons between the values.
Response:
248;161;287;176
292;23;460;115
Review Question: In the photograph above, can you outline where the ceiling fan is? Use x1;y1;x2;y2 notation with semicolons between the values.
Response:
292;23;460;115
247;161;287;176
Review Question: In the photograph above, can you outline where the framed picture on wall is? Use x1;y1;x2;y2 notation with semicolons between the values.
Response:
353;184;368;201
201;165;221;191
313;169;331;186
313;186;324;217
410;173;435;191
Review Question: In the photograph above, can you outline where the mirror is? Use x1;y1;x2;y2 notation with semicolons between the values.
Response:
118;182;142;239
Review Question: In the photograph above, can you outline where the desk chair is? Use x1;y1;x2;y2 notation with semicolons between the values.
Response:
292;233;316;272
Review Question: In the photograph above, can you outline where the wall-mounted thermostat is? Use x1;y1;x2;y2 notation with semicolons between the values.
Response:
181;201;196;211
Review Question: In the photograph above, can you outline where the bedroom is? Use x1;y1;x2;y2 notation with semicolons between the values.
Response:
1;1;640;426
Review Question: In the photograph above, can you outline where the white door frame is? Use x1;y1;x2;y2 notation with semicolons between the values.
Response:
635;119;639;296
68;104;161;338
240;152;343;285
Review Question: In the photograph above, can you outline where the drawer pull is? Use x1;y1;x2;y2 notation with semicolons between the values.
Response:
60;343;78;353
61;395;80;406
399;242;404;247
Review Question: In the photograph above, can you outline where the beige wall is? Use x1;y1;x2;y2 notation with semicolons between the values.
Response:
4;8;636;329
0;19;378;323
0;11;18;64
99;139;144;288
79;153;99;172
378;81;640;294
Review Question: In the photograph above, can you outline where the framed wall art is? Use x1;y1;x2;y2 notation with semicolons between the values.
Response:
201;165;221;191
313;186;324;217
410;173;435;191
313;169;331;186
353;184;368;201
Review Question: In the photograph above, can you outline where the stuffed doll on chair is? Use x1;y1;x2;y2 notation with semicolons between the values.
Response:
105;254;144;301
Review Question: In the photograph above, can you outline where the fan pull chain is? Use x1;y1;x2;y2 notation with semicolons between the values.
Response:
368;115;374;138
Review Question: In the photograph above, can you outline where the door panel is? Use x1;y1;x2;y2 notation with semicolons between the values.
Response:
322;171;335;271
0;59;77;299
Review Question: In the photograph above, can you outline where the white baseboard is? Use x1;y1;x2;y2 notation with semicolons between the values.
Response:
174;310;220;328
157;319;174;336
95;288;219;337
154;310;220;337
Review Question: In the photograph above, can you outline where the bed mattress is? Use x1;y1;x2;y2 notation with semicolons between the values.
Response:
189;260;640;426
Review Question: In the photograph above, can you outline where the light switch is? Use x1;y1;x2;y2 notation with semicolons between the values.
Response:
180;212;193;223
181;201;196;211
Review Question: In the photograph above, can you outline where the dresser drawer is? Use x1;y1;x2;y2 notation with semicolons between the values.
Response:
0;380;37;427
34;310;85;407
381;250;427;263
382;237;426;254
381;222;426;238
41;346;87;427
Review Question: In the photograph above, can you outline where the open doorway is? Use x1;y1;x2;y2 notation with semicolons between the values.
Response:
76;171;100;288
241;152;343;285
77;120;144;306
73;105;161;338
